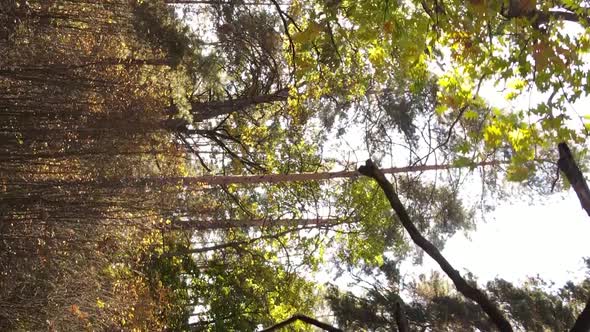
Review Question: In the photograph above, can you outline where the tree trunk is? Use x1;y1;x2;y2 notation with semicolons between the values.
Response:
191;88;288;122
35;160;501;188
558;143;590;332
169;217;341;230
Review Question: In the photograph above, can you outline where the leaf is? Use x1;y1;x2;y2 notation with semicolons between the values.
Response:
292;22;323;44
435;104;448;115
463;109;479;120
368;45;386;67
506;164;532;182
453;156;475;168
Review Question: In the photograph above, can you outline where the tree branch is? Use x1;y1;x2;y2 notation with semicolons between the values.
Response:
394;299;410;332
259;314;342;332
358;159;513;332
570;297;590;332
557;142;590;217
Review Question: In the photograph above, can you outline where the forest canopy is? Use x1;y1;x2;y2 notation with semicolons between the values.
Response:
1;0;590;331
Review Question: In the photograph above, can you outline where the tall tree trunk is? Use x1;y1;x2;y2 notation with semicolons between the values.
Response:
170;217;341;230
557;142;590;217
34;160;502;188
165;0;281;5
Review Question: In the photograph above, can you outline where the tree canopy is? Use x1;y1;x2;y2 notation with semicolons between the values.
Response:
2;0;590;331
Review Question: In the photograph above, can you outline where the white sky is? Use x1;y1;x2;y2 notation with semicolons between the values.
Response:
435;60;589;287
417;190;590;287
399;20;590;285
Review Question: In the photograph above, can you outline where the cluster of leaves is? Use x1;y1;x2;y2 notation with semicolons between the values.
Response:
284;0;590;183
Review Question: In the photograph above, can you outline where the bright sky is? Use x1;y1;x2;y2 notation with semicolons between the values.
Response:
418;190;590;287
400;87;590;289
327;59;590;293
406;19;590;287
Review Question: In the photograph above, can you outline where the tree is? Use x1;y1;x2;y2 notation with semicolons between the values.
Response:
328;269;590;331
4;0;590;331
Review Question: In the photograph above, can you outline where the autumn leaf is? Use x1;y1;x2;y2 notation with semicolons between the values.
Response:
70;304;89;320
292;22;323;44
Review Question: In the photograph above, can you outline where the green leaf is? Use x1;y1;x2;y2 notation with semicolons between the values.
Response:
453;156;475;168
506;164;532;182
463;109;479;120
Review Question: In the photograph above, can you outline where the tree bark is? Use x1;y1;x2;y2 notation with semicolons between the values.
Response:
558;142;590;217
138;160;501;186
358;159;513;332
170;217;341;230
166;0;281;4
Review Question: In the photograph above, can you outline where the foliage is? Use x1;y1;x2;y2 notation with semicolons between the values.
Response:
328;269;590;331
286;0;590;181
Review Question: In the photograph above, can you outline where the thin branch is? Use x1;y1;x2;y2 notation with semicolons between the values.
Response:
164;224;314;257
270;0;297;79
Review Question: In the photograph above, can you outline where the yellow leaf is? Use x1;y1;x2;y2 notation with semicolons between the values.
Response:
292;22;323;44
368;46;386;67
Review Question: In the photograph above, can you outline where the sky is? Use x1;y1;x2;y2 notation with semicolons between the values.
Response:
404;25;590;287
418;190;590;287
436;56;589;287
